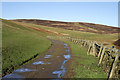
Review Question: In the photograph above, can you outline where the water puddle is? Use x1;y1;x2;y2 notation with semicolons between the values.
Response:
64;43;70;52
33;61;45;65
65;49;70;53
33;61;51;65
52;70;65;78
52;42;71;78
64;43;68;47
64;46;69;49
3;73;24;78
14;68;37;73
44;55;52;58
52;60;68;78
64;55;71;60
52;71;62;74
61;60;68;69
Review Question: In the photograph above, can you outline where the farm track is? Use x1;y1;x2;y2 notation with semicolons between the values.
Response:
3;39;71;79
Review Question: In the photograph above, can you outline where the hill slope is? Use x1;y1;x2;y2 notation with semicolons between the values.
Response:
2;19;108;78
12;19;119;34
2;19;118;77
2;19;52;76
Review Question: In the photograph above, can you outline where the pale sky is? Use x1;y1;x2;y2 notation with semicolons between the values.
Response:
1;2;118;27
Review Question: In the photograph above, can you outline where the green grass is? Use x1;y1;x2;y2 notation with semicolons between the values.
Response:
18;22;118;46
54;38;107;78
2;20;52;76
69;43;107;78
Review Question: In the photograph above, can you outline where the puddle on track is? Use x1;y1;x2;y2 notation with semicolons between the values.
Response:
52;42;71;78
3;73;24;78
44;55;52;58
33;61;45;65
33;61;51;65
64;46;69;49
64;55;71;60
52;60;68;78
65;50;70;53
3;40;71;78
64;43;68;47
14;68;37;73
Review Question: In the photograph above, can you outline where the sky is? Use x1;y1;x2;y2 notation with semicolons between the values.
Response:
2;2;118;27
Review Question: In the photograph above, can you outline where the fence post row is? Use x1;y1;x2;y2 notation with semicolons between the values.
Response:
47;36;119;79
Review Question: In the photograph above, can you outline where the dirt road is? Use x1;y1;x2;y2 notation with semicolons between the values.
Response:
3;40;71;79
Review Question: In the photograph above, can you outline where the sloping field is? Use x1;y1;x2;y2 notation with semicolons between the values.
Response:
2;19;52;76
12;20;118;47
12;19;119;34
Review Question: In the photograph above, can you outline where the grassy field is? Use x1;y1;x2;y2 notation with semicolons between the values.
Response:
2;19;52;76
14;21;118;47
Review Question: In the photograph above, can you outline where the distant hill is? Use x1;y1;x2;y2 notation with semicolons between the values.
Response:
11;19;120;34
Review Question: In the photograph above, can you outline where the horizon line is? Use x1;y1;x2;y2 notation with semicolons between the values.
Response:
3;18;118;27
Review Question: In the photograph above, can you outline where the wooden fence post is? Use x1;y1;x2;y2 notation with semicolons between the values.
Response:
89;43;93;55
81;40;83;46
87;42;92;55
84;41;86;47
92;42;96;56
98;46;106;66
108;53;119;79
87;41;89;47
98;44;103;59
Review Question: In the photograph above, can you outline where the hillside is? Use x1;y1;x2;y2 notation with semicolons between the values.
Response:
2;19;108;78
12;19;119;34
2;19;52;76
2;19;118;78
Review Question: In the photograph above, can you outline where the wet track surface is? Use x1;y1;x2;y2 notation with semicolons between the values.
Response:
3;40;71;79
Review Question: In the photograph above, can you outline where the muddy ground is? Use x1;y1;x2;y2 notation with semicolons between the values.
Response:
3;40;71;79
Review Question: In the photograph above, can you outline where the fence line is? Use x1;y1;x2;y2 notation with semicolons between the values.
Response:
47;36;120;79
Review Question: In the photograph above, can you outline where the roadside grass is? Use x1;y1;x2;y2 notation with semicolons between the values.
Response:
69;43;107;78
2;20;52;76
54;38;107;78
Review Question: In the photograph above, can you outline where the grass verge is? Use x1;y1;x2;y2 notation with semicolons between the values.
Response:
57;38;107;78
69;43;107;78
